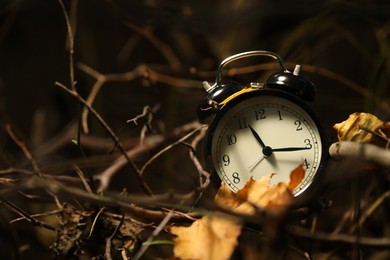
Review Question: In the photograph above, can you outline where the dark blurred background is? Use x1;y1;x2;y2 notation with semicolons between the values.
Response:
1;0;390;137
1;0;390;258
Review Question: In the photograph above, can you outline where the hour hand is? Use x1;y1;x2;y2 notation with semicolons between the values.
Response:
248;125;266;148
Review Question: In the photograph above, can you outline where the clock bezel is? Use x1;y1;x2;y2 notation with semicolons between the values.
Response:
204;87;328;196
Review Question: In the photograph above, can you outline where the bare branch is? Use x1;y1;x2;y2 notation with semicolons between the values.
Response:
55;82;153;195
124;20;181;71
288;225;390;247
1;196;56;231
139;123;206;177
95;121;202;192
329;141;390;168
188;126;210;191
5;124;42;177
82;80;104;134
127;105;160;144
133;209;174;259
58;0;76;91
77;62;200;133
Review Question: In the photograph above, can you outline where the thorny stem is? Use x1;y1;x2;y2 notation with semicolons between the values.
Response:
55;82;153;196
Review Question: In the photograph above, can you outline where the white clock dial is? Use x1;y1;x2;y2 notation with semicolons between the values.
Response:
210;93;323;196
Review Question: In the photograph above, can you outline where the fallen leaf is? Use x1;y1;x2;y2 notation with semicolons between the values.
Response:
214;176;269;211
172;171;297;260
333;112;390;146
171;212;242;260
236;177;293;215
288;164;305;191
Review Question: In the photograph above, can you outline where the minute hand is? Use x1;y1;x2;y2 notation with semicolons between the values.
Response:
272;147;311;152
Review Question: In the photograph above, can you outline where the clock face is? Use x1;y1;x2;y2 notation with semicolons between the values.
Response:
207;89;326;196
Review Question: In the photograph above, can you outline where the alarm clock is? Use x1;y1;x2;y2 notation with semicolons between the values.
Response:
197;50;328;196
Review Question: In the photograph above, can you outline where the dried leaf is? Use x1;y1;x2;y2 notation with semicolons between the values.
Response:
172;171;298;260
333;112;390;145
288;164;305;191
236;177;293;215
214;176;268;211
171;212;242;260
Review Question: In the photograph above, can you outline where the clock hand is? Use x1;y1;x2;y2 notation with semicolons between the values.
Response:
248;154;266;172
248;124;266;148
272;147;311;152
248;125;274;157
248;146;310;172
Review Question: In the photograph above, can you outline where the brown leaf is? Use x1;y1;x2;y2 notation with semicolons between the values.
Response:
171;212;242;260
215;174;293;215
333;112;390;146
172;172;296;260
214;176;267;211
236;178;293;215
288;164;305;191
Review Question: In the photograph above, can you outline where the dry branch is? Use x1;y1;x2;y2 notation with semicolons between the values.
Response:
288;225;390;247
77;62;200;133
5;124;42;177
329;141;390;168
95;120;203;192
55;82;153;195
123;20;181;71
58;0;76;91
0;196;56;231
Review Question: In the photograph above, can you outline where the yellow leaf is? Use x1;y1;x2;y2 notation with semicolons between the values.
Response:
171;212;242;260
333;112;390;145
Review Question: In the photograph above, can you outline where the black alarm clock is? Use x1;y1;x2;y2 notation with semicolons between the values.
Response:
198;50;328;196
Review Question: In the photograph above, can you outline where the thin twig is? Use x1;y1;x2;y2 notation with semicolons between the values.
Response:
124;20;181;71
188;127;209;191
58;0;76;91
133;209;174;260
73;164;93;194
95;121;202;192
127;105;160;144
77;61;200;133
55;81;153;195
350;190;390;233
139;124;206;176
5;124;42;177
87;207;105;239
292;63;390;115
81;80;105;134
288;225;390;247
9;209;62;224
1;196;56;231
105;213;125;260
